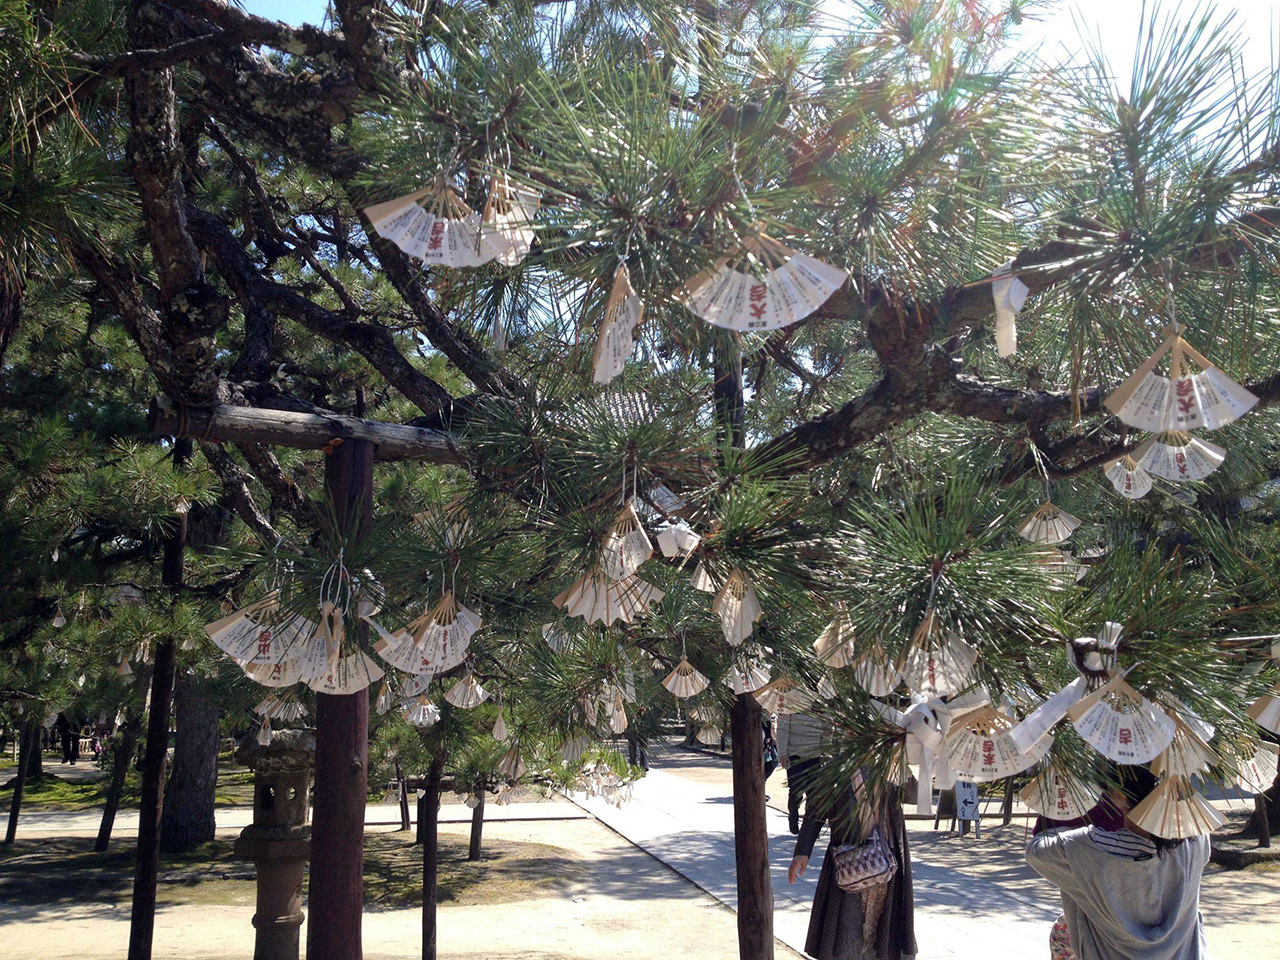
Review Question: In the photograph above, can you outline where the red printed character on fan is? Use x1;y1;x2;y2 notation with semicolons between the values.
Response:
1175;377;1197;420
1118;728;1133;746
1175;451;1188;475
428;221;445;251
257;630;273;658
748;284;768;325
982;740;996;767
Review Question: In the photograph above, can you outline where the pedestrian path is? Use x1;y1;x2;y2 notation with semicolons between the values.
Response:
568;754;1059;960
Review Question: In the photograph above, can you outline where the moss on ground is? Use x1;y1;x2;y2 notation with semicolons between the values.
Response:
0;830;584;911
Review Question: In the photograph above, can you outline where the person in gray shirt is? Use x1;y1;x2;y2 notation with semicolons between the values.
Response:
776;710;833;834
1026;764;1210;960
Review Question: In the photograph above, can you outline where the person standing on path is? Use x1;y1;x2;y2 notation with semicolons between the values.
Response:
776;709;833;834
54;712;77;765
788;776;916;960
1026;765;1210;960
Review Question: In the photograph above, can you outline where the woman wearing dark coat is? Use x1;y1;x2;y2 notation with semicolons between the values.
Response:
788;779;916;960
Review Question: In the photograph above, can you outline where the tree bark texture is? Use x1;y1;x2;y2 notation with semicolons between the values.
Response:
730;693;774;960
96;697;146;852
307;436;374;960
468;788;485;862
422;751;445;960
396;761;411;831
128;439;190;960
3;722;37;844
160;677;220;851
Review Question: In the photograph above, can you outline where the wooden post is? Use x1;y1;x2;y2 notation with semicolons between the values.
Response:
422;750;446;960
1255;794;1271;849
128;438;191;960
307;435;374;960
3;722;36;844
1001;777;1015;826
395;761;411;832
468;788;485;862
730;692;774;960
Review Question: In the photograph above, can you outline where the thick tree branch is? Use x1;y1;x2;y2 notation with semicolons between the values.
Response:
198;442;282;546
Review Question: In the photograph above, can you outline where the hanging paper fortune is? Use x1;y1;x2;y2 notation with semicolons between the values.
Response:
677;230;848;331
593;263;644;385
364;178;509;268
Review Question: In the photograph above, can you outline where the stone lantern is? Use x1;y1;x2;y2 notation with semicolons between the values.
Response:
234;728;315;960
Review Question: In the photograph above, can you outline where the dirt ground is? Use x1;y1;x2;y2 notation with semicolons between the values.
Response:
0;817;804;960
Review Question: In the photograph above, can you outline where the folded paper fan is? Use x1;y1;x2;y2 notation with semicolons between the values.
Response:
711;570;762;645
561;734;590;763
852;642;902;697
655;520;701;559
600;502;653;581
1103;454;1153;500
593;262;645;385
204;594;279;655
726;659;771;695
542;621;571;653
363;180;503;268
554;570;665;626
754;676;815;715
662;658;710;699
1067;675;1175;764
816;673;838;699
947;707;1053;782
1246;682;1280;734
695;724;723;746
814;611;857;668
991;260;1029;358
444;671;489;709
308;651;384;694
1019;764;1100;821
676;230;848;331
1031;547;1086;588
1104;325;1258;432
901;614;978;699
367;591;480;675
690;562;718;592
1128;776;1225;840
1134;433;1226;482
606;690;629;733
403;696;440;728
482;171;540;267
492;711;509;742
497;745;527;780
243;657;308;688
254;696;307;723
256;717;273;745
1151;713;1219;780
1234;741;1280;794
494;784;529;806
375;683;395;715
1017;502;1082;545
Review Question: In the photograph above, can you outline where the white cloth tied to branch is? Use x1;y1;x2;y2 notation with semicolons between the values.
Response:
991;260;1029;358
875;697;957;815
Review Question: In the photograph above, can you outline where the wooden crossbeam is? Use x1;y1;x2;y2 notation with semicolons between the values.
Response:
149;396;465;463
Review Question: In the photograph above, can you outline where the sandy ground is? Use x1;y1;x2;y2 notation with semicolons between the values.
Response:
0;817;804;960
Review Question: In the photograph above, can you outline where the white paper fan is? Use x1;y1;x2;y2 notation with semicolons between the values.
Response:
695;724;722;746
375;683;395;715
367;591;480;675
1016;502;1082;545
243;657;308;688
991;260;1029;358
816;673;838;699
444;671;489;709
204;594;278;655
1104;326;1257;432
901;614;978;699
363;180;504;268
542;621;571;653
254;696;307;722
1247;682;1280;734
1067;676;1176;764
482;171;540;267
851;642;902;697
497;745;526;780
690;561;718;592
492;711;509;742
599;502;653;581
814;612;857;668
1233;740;1279;794
403;696;440;728
1103;455;1153;500
711;570;762;645
494;784;529;806
606;691;629;733
592;262;644;385
677;231;848;331
662;658;710;699
561;734;590;763
1151;713;1218;780
1019;764;1100;821
655;520;701;559
726;659;771;695
946;707;1053;782
307;651;384;694
754;676;815;715
256;717;273;745
1134;433;1226;482
1128;776;1225;840
553;570;665;626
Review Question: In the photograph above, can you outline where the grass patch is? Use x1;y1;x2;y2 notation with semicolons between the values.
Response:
0;765;255;812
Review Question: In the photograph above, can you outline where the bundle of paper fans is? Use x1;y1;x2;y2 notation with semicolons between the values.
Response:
252;696;308;745
900;612;979;699
554;502;665;626
1101;324;1258;499
365;590;481;677
363;172;539;269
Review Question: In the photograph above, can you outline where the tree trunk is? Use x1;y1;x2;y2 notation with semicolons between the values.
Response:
395;761;411;831
25;723;43;780
160;677;220;851
96;698;146;852
1001;777;1015;826
468;788;485;862
422;751;446;960
307;435;374;960
730;693;774;960
3;722;37;844
1255;794;1271;849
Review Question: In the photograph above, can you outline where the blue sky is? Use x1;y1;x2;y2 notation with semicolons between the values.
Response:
241;1;1276;75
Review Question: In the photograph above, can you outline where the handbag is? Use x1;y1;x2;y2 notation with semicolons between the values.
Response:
830;824;898;892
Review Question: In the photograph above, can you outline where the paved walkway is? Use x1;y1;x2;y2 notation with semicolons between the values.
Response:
568;750;1059;960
